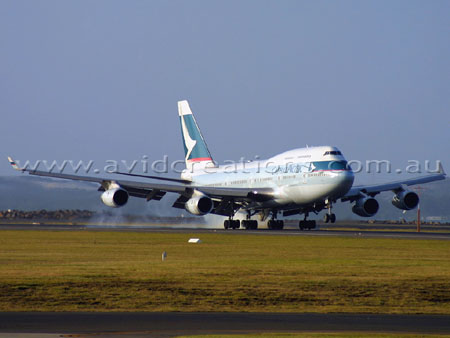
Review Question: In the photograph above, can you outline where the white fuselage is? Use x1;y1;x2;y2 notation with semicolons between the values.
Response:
183;146;355;209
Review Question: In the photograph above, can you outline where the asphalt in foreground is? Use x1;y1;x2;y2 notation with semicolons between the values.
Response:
1;312;450;337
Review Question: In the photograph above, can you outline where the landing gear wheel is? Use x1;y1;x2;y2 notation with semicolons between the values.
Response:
225;219;240;229
277;220;284;230
330;213;336;223
249;220;258;230
324;213;330;223
299;220;316;230
232;220;240;229
243;220;258;230
268;220;284;230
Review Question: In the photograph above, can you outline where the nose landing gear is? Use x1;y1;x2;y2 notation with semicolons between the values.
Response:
323;201;336;223
323;213;336;223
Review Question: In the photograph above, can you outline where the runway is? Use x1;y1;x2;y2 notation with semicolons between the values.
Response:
1;312;450;337
0;222;449;240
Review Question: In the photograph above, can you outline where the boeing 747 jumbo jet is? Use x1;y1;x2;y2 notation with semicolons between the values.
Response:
9;100;446;230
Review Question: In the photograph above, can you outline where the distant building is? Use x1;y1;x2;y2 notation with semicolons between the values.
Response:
425;216;447;222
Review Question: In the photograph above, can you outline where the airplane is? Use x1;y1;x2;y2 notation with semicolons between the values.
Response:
8;100;446;230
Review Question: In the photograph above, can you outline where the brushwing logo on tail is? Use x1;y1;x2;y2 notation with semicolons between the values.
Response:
181;115;197;162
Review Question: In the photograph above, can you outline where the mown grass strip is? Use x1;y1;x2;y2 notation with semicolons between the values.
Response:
0;230;449;313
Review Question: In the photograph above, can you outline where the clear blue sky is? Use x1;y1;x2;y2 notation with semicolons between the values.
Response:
1;0;449;184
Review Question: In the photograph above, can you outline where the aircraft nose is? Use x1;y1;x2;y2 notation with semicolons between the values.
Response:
344;167;354;179
341;170;355;189
327;169;354;200
334;168;354;189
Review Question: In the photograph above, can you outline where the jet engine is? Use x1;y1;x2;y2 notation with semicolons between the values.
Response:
101;188;129;208
392;190;419;210
185;194;213;215
352;197;379;217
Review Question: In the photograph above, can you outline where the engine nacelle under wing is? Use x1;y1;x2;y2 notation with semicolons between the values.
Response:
392;190;419;210
185;194;213;215
352;197;379;217
101;188;129;208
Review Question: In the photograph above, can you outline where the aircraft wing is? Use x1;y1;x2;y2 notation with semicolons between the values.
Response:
8;157;274;216
341;163;446;202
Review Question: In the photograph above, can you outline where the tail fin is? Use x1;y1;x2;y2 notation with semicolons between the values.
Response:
178;100;214;171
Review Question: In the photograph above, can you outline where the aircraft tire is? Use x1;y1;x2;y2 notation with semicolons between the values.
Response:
251;220;258;230
277;220;284;230
233;220;240;229
242;220;248;229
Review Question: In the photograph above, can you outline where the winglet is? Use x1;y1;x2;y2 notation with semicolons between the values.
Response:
438;162;446;176
8;156;23;171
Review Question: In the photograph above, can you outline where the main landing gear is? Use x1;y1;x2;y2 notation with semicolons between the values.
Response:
267;211;284;230
242;219;258;230
224;212;258;230
299;212;316;230
223;200;244;230
224;219;240;229
267;219;284;230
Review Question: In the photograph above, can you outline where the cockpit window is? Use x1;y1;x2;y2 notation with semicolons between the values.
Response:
313;160;350;171
324;151;342;156
329;160;348;170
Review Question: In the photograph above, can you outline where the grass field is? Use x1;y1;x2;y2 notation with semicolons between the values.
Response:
0;230;449;313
